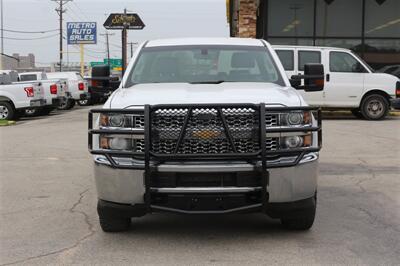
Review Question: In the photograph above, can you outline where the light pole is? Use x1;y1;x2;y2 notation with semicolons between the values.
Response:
1;0;4;70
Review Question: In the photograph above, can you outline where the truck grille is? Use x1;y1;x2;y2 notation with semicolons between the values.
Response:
148;108;279;155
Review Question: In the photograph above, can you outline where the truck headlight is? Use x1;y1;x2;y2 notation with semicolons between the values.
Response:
109;114;125;127
283;136;303;148
100;136;132;150
281;111;312;126
281;134;312;149
287;112;303;125
100;114;125;127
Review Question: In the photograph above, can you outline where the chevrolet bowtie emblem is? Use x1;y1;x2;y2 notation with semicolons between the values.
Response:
192;130;222;139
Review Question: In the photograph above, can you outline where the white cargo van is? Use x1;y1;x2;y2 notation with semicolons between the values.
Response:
273;45;400;120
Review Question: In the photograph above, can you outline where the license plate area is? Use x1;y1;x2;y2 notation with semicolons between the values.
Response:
150;171;262;188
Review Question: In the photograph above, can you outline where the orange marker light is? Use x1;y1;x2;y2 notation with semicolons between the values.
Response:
100;114;109;127
303;134;312;147
100;137;109;149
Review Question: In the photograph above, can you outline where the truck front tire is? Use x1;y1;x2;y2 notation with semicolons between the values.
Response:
280;197;316;230
360;94;389;120
99;216;131;232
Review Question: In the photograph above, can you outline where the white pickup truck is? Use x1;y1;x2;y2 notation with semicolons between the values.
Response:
274;45;400;120
0;73;46;120
47;72;90;106
88;38;325;232
18;72;72;112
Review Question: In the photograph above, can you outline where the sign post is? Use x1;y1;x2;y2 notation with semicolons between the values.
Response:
67;22;97;76
104;12;145;75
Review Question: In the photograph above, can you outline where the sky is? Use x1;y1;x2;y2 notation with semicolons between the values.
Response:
1;0;229;66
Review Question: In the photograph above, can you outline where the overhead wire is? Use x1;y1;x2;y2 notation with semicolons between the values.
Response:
3;33;60;40
2;28;59;34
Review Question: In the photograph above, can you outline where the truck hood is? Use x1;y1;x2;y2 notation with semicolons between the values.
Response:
108;82;303;108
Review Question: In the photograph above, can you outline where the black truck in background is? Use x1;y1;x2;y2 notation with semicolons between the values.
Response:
85;65;121;105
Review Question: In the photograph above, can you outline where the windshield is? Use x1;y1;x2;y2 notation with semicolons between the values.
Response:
125;45;284;87
351;52;374;73
19;74;37;81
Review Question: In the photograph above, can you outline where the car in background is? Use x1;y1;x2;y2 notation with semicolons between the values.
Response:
0;73;46;120
47;72;90;106
377;65;400;79
274;46;400;120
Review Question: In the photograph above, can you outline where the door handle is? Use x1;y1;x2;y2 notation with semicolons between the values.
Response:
326;73;330;82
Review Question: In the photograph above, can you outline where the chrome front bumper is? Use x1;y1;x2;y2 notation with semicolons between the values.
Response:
93;153;318;205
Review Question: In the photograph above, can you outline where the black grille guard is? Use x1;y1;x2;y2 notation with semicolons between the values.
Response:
88;103;322;212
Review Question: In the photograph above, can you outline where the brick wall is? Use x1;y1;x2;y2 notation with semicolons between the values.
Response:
237;0;258;38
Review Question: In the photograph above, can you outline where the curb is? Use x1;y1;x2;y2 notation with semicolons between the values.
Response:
0;120;16;126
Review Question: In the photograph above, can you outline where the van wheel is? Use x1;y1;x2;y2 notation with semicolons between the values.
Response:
281;197;316;231
360;94;389;120
99;216;131;232
351;108;363;119
0;101;15;120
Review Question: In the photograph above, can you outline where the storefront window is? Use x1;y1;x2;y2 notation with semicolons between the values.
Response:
363;39;400;69
268;38;314;46
268;0;314;37
316;0;362;37
365;0;400;37
315;39;362;52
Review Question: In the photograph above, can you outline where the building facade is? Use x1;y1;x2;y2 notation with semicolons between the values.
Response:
228;0;400;69
1;53;36;70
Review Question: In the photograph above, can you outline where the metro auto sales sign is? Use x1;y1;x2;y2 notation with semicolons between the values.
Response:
67;22;97;45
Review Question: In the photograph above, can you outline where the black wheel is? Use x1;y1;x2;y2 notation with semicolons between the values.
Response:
360;94;389;120
58;98;69;110
99;216;131;232
24;108;39;117
281;197;316;231
351;108;363;119
67;99;76;109
0;101;16;120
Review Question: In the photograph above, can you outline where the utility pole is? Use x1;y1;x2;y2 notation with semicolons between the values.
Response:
121;8;128;75
100;32;115;66
128;42;138;58
52;0;72;72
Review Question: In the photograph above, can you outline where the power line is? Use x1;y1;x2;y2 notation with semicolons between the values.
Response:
2;28;58;34
71;1;90;21
2;33;59;40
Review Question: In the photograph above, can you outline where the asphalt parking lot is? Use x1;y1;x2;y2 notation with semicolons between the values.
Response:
1;107;399;265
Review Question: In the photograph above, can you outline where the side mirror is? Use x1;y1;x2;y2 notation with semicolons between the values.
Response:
290;63;324;92
304;63;324;92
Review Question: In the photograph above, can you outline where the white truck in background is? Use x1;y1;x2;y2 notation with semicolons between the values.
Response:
274;45;400;120
18;72;73;112
0;73;46;120
47;72;90;106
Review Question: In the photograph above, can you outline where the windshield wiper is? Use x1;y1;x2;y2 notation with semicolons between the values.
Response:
188;80;226;84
